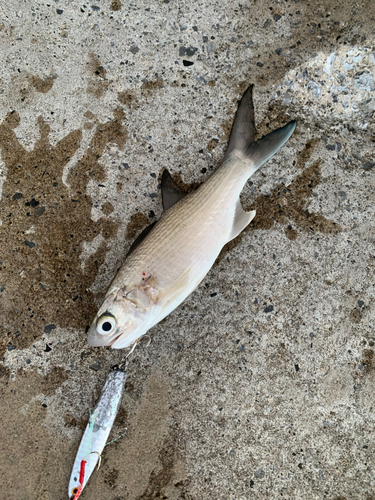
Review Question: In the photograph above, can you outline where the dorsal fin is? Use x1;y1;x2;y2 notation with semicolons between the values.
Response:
161;169;186;211
126;170;187;258
224;85;256;160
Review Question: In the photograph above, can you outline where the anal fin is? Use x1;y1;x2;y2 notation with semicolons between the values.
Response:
228;200;256;241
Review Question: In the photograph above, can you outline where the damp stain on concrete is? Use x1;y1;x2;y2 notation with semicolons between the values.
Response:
101;201;114;215
0;109;127;354
361;349;374;374
0;367;72;498
350;308;362;323
165;170;202;194
136;434;181;500
207;137;219;152
64;413;86;430
27;74;54;94
118;90;136;108
126;212;150;240
110;0;122;11
141;77;165;93
87;53;109;98
140;77;165;99
85;372;182;498
103;467;119;487
249;160;341;238
42;366;68;395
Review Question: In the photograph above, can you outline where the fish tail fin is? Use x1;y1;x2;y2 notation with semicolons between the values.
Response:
225;85;256;158
245;121;296;173
224;85;296;172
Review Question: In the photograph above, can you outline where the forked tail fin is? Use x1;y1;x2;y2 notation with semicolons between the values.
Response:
245;121;296;171
224;85;296;171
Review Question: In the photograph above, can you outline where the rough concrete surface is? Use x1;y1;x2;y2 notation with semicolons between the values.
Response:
0;0;374;498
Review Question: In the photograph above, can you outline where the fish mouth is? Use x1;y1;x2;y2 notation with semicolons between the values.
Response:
109;332;123;346
87;331;122;347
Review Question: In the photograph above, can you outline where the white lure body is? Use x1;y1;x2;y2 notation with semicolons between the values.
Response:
68;369;126;498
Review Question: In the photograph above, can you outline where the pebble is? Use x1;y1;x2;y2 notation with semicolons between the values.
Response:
308;81;321;98
363;161;374;171
264;305;274;313
179;46;198;57
324;52;336;75
44;324;56;334
353;71;375;92
207;42;215;54
35;207;45;217
89;363;102;371
255;468;265;479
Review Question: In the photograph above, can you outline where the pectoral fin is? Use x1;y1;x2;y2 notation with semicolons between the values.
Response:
157;267;192;309
228;201;256;242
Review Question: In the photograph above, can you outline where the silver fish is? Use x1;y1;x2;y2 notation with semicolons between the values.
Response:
88;85;296;349
68;368;126;498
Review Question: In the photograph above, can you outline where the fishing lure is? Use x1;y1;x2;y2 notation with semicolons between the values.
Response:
68;367;127;499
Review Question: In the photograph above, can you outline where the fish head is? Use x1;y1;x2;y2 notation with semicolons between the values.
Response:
87;288;155;348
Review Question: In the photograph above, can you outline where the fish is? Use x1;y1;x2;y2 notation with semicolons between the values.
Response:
68;368;127;499
88;85;296;349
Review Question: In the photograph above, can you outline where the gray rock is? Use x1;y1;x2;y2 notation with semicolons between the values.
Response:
129;45;139;55
255;468;265;479
344;61;354;70
207;41;215;54
363;161;375;171
44;324;56;334
308;81;322;98
179;46;198;57
353;71;375;91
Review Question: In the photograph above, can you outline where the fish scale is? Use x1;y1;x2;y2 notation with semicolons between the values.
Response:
116;162;245;284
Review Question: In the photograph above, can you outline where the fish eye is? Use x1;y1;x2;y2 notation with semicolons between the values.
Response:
71;487;78;495
97;315;116;335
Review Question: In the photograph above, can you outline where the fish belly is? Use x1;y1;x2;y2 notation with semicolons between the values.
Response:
110;159;246;324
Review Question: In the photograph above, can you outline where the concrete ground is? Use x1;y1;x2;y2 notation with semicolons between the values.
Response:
1;0;375;498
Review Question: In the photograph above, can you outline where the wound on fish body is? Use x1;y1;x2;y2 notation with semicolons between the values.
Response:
88;85;296;349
